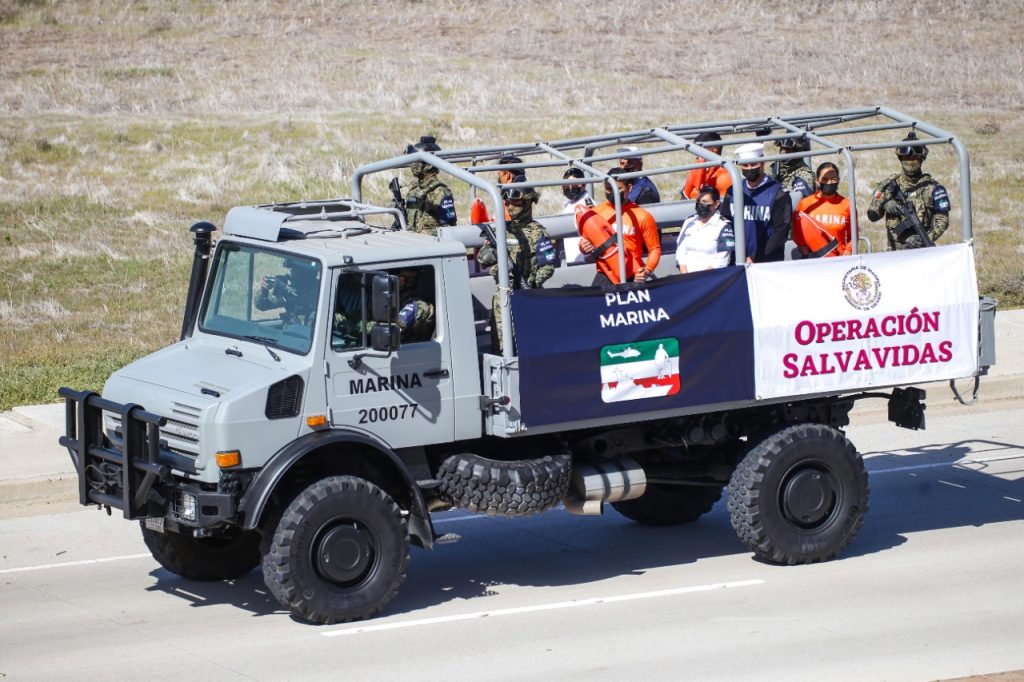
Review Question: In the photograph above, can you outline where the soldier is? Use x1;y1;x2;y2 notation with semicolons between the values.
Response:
866;132;950;250
404;135;457;235
393;268;435;343
333;268;435;348
255;258;321;325
771;134;815;201
477;183;557;352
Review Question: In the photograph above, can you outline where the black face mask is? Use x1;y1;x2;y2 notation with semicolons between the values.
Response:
820;182;839;196
563;185;584;202
695;202;714;218
741;167;762;182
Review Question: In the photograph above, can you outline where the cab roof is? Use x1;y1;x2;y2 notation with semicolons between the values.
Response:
221;199;467;265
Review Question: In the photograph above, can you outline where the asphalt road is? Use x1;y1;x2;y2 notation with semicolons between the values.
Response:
2;396;1022;681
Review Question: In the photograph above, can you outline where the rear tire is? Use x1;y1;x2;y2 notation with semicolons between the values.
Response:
612;484;724;525
140;522;260;581
727;423;868;565
261;475;409;625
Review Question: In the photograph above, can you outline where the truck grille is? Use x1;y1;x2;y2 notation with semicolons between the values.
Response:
105;400;202;459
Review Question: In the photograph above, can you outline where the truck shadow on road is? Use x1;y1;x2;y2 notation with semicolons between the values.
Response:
846;436;1023;558
144;437;1022;623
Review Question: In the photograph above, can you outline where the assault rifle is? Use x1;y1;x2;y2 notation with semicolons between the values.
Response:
473;198;524;289
886;180;934;248
388;177;406;230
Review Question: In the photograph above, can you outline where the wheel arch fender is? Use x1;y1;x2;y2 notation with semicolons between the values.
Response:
239;429;434;549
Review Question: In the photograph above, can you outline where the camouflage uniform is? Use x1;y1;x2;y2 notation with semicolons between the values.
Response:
333;294;435;349
866;172;950;250
772;159;815;199
405;169;457;235
477;215;557;353
255;272;319;325
395;297;435;343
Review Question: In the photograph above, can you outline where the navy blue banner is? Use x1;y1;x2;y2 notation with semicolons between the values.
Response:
511;267;755;427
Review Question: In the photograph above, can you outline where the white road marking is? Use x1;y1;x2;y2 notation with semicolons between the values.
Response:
868;452;1023;475
321;579;765;638
0;553;151;574
432;514;491;525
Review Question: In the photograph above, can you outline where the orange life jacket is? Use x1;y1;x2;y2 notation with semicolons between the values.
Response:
575;204;639;284
470;196;510;224
792;211;840;258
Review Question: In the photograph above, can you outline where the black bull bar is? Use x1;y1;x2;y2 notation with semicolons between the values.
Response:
58;387;196;519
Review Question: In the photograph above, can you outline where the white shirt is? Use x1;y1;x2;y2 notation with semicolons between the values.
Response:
675;213;733;272
561;191;594;214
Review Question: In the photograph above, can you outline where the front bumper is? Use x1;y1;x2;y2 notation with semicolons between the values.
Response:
58;387;237;528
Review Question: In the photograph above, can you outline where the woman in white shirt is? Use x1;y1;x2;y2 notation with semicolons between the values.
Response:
675;185;735;273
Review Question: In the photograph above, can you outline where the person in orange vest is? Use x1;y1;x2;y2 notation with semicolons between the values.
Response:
681;131;733;200
580;168;661;285
792;162;852;258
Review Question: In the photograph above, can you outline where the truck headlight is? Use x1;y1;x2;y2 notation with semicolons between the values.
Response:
175;491;198;522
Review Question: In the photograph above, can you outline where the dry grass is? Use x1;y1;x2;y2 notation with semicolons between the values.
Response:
1;0;1022;409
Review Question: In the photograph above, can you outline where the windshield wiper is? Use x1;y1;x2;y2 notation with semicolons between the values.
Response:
243;335;281;362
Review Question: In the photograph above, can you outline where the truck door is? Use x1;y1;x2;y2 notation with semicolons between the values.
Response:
325;263;456;447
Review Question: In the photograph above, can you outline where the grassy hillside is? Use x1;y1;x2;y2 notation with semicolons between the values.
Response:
1;0;1022;409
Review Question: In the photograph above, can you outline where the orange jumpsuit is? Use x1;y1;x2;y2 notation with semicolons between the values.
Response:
595;200;661;275
794;191;852;257
682;166;733;200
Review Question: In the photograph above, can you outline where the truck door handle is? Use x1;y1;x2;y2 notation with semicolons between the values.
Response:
424;368;450;379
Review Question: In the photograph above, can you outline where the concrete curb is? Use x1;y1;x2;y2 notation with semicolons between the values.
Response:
2;309;1021;516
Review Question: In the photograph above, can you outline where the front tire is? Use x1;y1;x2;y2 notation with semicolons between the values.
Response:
612;483;724;525
727;423;868;565
261;476;410;625
140;523;260;581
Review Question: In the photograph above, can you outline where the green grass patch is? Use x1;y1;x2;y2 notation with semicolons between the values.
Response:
0;348;151;411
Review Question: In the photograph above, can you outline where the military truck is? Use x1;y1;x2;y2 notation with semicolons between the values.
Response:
60;107;996;624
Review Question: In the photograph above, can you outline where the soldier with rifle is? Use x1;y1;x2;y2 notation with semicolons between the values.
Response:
476;181;557;353
867;132;951;250
391;135;457;234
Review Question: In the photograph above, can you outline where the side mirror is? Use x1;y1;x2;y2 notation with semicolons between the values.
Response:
370;323;401;352
371;274;399;323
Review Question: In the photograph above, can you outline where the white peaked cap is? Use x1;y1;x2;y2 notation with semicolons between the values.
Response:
616;146;642;160
735;142;765;162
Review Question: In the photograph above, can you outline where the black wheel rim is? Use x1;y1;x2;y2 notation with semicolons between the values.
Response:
312;519;378;587
778;461;841;531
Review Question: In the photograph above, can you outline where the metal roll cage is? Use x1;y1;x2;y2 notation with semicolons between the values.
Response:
351;106;972;359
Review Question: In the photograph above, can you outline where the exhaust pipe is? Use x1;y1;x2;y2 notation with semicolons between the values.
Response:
563;458;646;515
180;221;217;340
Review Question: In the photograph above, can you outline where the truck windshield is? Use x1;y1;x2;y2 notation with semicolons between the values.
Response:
198;244;322;355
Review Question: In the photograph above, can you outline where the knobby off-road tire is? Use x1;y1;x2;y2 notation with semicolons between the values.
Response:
612;483;724;526
727;423;868;565
140;522;260;581
437;453;571;517
261;475;410;625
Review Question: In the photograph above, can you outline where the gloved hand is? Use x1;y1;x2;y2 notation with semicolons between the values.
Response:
883;199;903;218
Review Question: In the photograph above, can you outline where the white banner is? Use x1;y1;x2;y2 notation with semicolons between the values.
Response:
747;243;979;399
